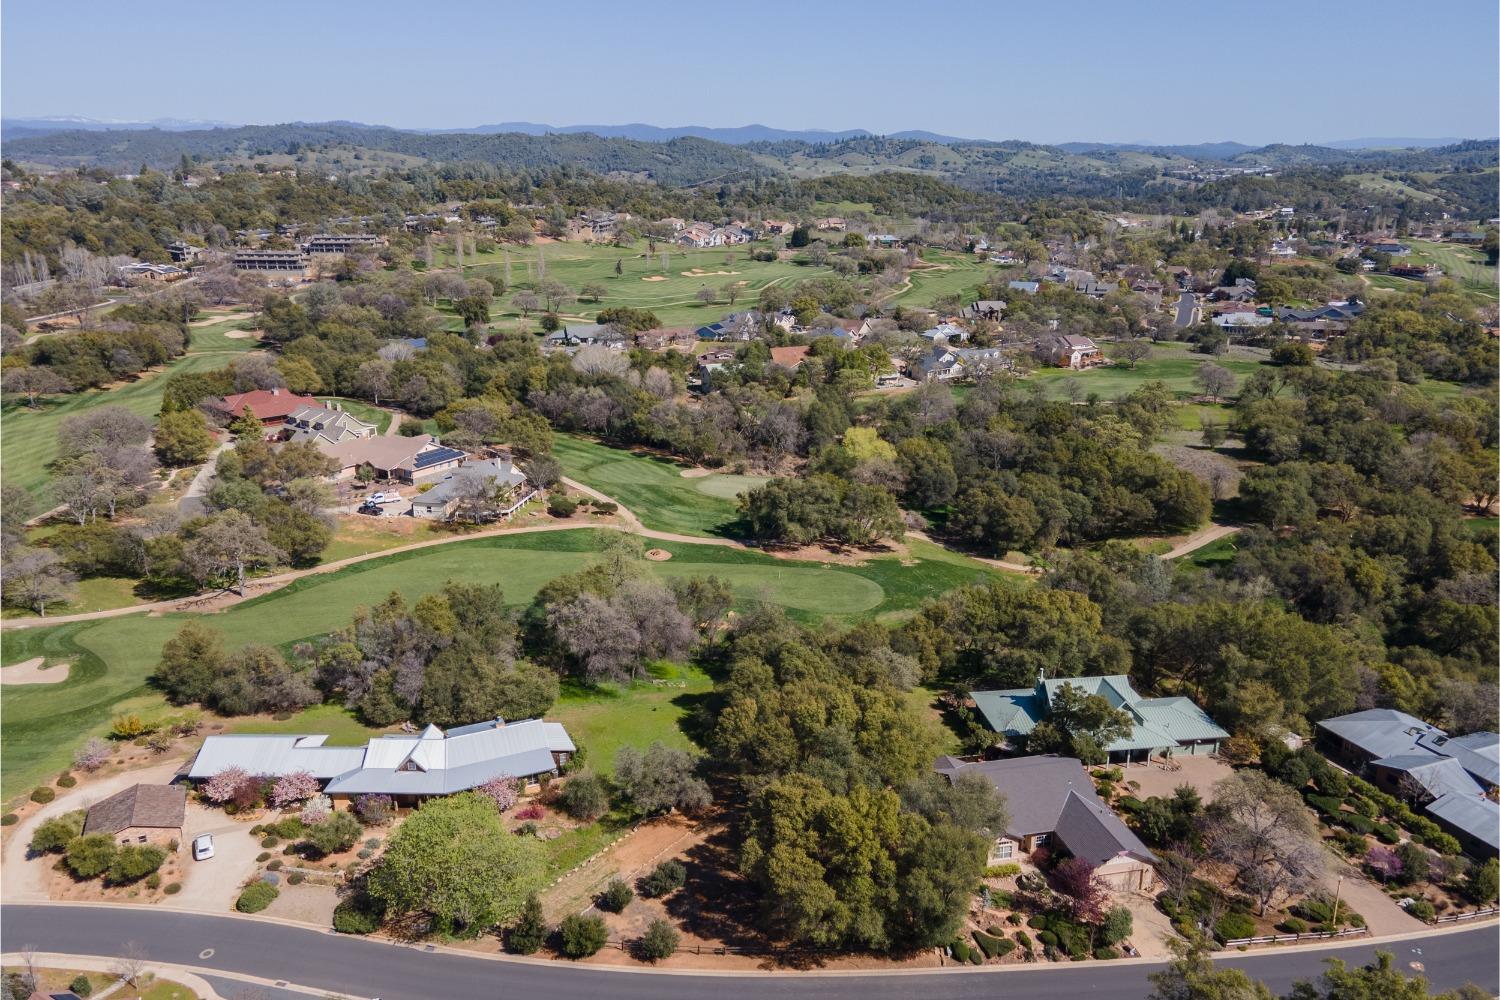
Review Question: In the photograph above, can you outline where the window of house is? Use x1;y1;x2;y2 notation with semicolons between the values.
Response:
996;841;1014;860
1033;833;1050;847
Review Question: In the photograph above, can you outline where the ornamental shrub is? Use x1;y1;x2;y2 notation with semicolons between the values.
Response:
68;976;93;997
354;793;394;825
64;834;118;879
1214;912;1256;942
56;773;77;789
507;895;547;954
1408;899;1436;921
333;896;382;934
559;773;608;821
559;913;608;958
476;775;520;812
1277;917;1307;934
164;882;182;894
1;814;18;826
598;878;634;912
30;786;55;804
639;859;686;898
106;844;166;885
950;939;972;962
635;918;679;962
972;931;1004;959
984;863;1021;878
29;811;85;854
236;882;278;913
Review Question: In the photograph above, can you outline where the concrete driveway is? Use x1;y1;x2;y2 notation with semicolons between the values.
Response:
160;805;266;914
1;760;187;903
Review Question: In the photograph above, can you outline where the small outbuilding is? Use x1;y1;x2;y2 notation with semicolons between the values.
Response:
83;783;186;848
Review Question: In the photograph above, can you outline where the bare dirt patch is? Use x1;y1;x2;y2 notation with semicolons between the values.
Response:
645;549;672;561
640;275;668;282
1;657;69;685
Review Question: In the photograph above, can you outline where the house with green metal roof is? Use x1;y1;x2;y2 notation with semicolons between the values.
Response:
970;675;1229;764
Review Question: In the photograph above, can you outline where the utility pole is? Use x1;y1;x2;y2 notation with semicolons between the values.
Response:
1330;874;1344;930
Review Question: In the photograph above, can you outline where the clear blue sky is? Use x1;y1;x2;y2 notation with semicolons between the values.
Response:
3;0;1496;144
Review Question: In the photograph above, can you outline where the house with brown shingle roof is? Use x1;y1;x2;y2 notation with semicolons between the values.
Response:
769;345;811;371
83;783;186;847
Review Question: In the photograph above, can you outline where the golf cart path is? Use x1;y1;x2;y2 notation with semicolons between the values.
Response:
1;483;733;630
1161;522;1241;560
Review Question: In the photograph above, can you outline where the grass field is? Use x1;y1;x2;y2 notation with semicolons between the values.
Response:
1404;239;1497;302
1;318;261;506
437;242;821;330
883;249;997;307
0;527;999;800
553;434;766;537
1028;342;1269;400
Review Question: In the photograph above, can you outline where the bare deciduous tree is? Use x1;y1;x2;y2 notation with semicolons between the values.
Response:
184;510;285;595
1195;362;1235;403
2;365;67;406
1204;771;1323;915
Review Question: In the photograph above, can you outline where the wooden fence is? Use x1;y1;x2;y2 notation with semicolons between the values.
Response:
1431;906;1498;925
1223;926;1367;948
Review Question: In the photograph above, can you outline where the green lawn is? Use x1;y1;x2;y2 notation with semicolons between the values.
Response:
1403;239;1498;302
553;434;766;538
1028;342;1268;400
437;242;821;330
2;322;260;506
885;249;995;307
0;527;998;800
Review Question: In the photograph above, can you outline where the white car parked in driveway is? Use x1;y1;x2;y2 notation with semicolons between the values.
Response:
192;834;214;861
368;492;403;505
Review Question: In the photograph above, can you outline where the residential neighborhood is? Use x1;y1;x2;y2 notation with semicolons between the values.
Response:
1;6;1497;998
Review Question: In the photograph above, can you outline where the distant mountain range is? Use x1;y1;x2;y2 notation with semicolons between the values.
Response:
3;119;1493;207
2;116;1480;150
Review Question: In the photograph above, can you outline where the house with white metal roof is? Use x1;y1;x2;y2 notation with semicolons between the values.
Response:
1316;710;1499;856
970;675;1228;764
188;718;574;806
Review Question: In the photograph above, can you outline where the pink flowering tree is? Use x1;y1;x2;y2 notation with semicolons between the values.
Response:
476;775;520;812
203;766;249;804
1366;845;1404;882
270;771;320;808
73;737;111;773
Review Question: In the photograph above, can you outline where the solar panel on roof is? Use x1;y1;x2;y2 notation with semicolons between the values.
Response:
413;447;465;469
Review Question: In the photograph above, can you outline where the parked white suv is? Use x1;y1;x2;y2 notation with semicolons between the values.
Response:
192;833;214;861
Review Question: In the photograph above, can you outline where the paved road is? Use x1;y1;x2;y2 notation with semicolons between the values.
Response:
4;906;1495;1000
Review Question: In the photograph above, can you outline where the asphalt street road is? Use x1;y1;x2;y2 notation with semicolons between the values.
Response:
3;905;1496;1000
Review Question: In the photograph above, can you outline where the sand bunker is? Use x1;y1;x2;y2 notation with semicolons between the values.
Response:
679;468;714;479
681;269;740;277
222;328;262;340
645;549;672;561
641;275;668;282
2;657;69;685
